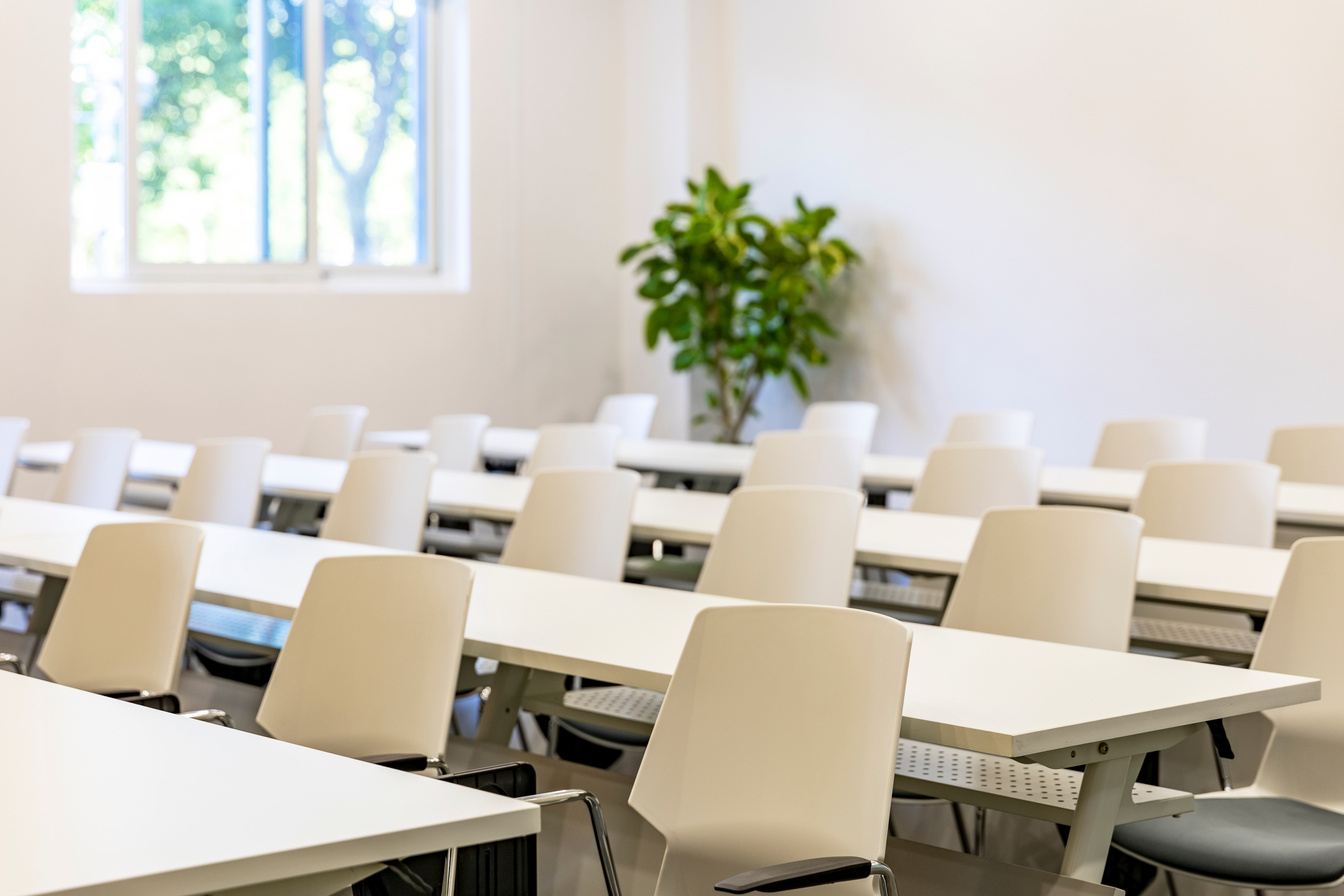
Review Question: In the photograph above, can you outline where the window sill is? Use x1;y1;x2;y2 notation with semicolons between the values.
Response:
70;276;469;297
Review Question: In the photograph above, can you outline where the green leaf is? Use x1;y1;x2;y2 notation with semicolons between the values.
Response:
673;348;698;370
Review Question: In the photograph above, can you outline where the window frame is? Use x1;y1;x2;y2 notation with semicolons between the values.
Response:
76;0;454;289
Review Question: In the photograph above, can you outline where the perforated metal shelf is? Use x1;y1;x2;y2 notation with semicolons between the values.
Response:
850;579;947;611
1130;616;1260;660
562;686;664;724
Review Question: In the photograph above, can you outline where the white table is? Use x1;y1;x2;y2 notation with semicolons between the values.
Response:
0;671;537;896
0;497;1317;884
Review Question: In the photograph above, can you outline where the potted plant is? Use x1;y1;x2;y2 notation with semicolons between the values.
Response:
620;167;860;443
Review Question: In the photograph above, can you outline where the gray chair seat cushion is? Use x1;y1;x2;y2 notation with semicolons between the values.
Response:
1113;797;1344;886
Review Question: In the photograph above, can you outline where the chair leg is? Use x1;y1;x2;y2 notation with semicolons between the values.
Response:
1163;869;1178;895
949;803;972;854
974;806;986;856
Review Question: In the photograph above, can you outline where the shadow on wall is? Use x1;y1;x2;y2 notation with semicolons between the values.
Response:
690;224;928;449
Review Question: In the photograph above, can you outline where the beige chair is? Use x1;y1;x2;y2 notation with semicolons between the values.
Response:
0;417;30;496
499;468;640;581
52;428;140;510
801;401;879;451
594;393;658;441
909;445;1042;518
1092;418;1207;470
742;431;863;490
943;411;1033;447
321;450;436;551
427;414;491;472
1267;425;1344;485
300;406;368;460
524;423;620;475
1131;461;1280;548
170;437;271;527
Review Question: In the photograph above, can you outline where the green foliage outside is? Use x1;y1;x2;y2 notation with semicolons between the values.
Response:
621;168;861;443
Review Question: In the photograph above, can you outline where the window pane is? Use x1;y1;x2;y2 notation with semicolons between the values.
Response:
320;0;428;267
72;0;127;279
136;0;306;264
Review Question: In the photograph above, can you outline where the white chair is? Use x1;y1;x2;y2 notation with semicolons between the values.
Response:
1131;461;1280;548
741;431;863;490
943;411;1034;447
500;468;640;581
300;405;368;460
696;486;863;607
51;428;140;510
35;521;204;695
170;437;271;527
0;417;29;496
1092;418;1207;470
594;393;658;441
321;450;436;551
523;423;620;475
801;401;880;451
256;554;473;763
909;444;1042;518
941;506;1143;652
427;414;491;472
1114;537;1344;892
1267;425;1344;485
627;604;912;896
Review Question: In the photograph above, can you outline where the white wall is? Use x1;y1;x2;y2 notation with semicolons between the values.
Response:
728;0;1344;463
0;0;626;453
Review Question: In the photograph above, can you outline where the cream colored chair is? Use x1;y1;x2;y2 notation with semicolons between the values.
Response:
35;521;204;696
1131;461;1280;548
51;428;140;510
742;431;863;490
943;411;1033;447
1114;537;1344;893
801;401;879;451
695;486;863;607
170;437;271;528
427;414;491;472
594;393;658;441
942;506;1143;652
256;554;472;763
321;450;436;551
1267;425;1344;485
524;423;620;475
1092;418;1207;470
499;468;640;581
300;405;368;460
909;444;1042;518
0;417;29;496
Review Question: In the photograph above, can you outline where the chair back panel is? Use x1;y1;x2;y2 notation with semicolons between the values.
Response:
0;417;30;496
801;401;879;451
910;444;1042;518
321;450;436;551
594;394;658;441
1267;425;1344;486
171;437;271;527
500;469;639;581
742;431;863;490
1092;418;1207;470
428;414;491;472
1132;461;1279;548
301;406;368;460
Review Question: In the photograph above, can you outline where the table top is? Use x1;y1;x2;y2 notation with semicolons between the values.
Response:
0;672;538;896
0;498;1316;763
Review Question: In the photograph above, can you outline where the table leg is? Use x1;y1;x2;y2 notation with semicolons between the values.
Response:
476;662;531;745
25;576;68;640
1059;753;1142;882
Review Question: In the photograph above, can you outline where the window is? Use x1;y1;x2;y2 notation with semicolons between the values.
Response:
72;0;449;283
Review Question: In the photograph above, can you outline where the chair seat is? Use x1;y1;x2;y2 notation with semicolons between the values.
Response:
1113;796;1344;886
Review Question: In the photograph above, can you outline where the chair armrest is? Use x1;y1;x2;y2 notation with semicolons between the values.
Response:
181;708;235;728
357;753;449;775
0;653;24;675
98;691;181;713
716;858;897;896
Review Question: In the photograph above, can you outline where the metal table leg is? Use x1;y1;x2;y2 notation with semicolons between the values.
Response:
476;662;532;745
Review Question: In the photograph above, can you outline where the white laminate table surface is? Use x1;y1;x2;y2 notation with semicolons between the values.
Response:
0;498;1317;761
0;672;537;896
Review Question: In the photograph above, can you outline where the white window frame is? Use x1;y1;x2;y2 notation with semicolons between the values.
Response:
74;0;465;291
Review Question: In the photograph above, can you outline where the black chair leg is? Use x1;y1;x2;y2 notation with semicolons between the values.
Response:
949;803;971;854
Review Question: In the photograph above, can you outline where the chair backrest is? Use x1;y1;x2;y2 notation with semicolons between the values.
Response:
37;521;204;694
321;450;436;551
256;554;473;760
499;468;640;580
741;431;864;490
1091;418;1208;470
629;604;912;896
427;414;491;472
943;410;1034;447
300;405;368;459
0;417;30;496
1267;425;1344;486
909;444;1043;517
1131;460;1280;548
524;423;620;475
941;507;1142;652
593;393;658;441
170;437;271;527
52;428;140;510
696;486;863;607
801;401;880;451
1252;537;1344;811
